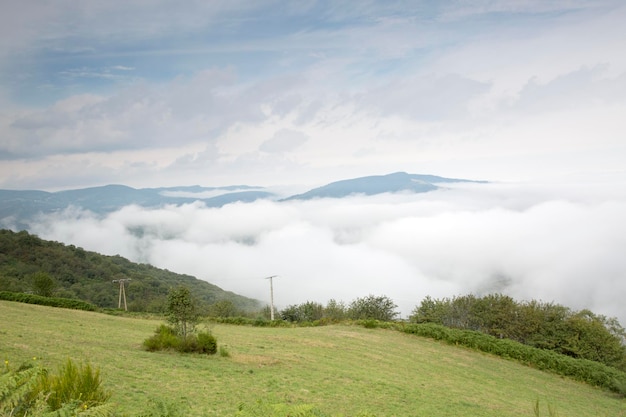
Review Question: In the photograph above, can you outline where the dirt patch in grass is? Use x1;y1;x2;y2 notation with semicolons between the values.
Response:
231;353;281;367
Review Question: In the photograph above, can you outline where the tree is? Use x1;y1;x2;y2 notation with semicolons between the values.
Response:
209;299;238;318
166;286;198;339
559;310;626;368
324;299;346;321
348;295;398;321
280;301;324;322
410;295;448;325
31;271;56;297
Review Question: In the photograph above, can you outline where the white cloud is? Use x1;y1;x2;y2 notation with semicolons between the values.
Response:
1;1;625;188
260;129;309;153
28;180;626;323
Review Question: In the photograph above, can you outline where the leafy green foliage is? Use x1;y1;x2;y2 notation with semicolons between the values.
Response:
280;301;324;322
0;291;96;311
143;325;181;351
1;359;112;417
410;294;626;370
0;362;45;416
348;295;398;321
0;229;260;312
208;299;239;317
166;286;198;339
143;325;217;355
31;272;56;297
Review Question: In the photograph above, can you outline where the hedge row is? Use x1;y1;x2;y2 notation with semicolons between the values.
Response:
0;291;97;311
211;316;343;327
398;322;626;395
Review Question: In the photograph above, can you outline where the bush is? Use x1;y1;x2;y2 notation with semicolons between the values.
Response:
144;325;217;355
196;331;217;354
0;291;97;311
143;325;181;351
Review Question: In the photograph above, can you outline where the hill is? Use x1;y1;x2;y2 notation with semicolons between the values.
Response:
0;184;273;229
0;229;260;312
0;172;485;229
1;301;623;416
283;172;484;200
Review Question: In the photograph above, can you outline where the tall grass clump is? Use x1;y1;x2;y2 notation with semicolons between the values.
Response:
35;359;111;410
1;359;113;417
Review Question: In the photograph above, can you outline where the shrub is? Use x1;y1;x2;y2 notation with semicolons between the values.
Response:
196;331;217;355
0;291;97;311
144;325;217;355
143;325;181;351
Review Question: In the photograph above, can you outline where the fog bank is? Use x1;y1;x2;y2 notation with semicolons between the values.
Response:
30;180;626;322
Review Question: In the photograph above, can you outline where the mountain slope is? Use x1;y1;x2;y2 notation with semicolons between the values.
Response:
0;229;260;312
2;302;623;416
0;172;486;229
283;171;485;200
0;184;273;228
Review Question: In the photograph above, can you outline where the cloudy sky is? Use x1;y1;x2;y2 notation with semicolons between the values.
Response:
1;0;625;190
3;1;626;321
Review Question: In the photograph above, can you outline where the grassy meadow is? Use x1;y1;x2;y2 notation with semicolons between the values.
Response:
1;300;625;416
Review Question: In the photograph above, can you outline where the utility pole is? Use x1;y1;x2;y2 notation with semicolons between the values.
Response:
265;275;277;320
112;278;131;311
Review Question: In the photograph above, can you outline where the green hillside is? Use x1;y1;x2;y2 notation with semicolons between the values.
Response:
0;229;260;312
1;301;624;416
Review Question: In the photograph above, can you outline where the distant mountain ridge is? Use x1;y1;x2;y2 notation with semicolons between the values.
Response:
0;184;272;229
283;172;484;200
0;172;485;228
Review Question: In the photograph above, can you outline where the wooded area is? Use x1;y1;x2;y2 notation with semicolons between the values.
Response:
0;229;260;313
410;294;626;371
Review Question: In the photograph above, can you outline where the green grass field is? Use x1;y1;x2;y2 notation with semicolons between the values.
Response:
1;301;625;416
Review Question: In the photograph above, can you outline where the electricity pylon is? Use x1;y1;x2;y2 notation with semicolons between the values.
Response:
112;278;131;311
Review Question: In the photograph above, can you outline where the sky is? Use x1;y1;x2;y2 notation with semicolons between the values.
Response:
2;1;626;321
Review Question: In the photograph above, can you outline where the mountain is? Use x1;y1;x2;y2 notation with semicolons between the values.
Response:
0;184;274;229
0;172;485;228
0;229;260;312
283;172;485;200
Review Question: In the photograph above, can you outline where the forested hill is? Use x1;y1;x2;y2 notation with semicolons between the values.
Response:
0;229;260;312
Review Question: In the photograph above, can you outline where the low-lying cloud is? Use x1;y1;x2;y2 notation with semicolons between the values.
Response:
29;181;626;323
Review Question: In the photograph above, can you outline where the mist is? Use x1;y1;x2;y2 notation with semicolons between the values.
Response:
29;180;626;323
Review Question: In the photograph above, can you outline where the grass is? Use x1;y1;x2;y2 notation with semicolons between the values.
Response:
1;300;625;416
